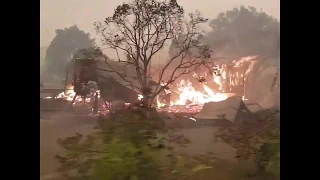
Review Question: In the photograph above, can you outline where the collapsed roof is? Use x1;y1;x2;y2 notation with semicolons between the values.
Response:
194;96;252;123
94;57;158;94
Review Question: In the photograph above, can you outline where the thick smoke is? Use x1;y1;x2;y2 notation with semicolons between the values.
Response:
202;6;280;60
168;6;280;109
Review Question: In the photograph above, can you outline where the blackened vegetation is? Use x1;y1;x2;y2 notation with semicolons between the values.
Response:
74;58;97;83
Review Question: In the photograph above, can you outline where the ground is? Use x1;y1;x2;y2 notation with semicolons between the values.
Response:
40;103;276;180
40;112;97;179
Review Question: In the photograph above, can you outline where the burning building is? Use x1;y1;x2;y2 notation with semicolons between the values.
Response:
72;57;159;103
50;54;265;115
158;56;259;107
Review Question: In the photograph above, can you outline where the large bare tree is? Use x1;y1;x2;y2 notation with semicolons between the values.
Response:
94;0;211;106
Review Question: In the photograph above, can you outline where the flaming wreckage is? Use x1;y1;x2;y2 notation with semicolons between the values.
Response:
71;58;142;103
42;55;279;121
62;57;159;113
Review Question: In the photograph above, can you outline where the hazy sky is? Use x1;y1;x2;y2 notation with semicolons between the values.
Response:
40;0;280;47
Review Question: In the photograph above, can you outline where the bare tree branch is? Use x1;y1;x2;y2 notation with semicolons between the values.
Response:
94;0;211;106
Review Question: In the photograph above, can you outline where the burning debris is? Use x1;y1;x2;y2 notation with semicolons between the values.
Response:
153;56;260;115
152;56;259;114
53;81;100;104
43;81;109;116
43;55;261;119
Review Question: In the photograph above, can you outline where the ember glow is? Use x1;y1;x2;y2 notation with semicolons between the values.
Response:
156;56;258;111
43;56;258;115
171;80;233;105
46;81;101;105
138;94;143;101
55;85;92;104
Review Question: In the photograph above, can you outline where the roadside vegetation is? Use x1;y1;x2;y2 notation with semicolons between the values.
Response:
56;107;280;180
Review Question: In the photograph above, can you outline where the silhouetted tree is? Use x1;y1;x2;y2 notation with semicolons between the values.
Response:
65;47;101;74
94;0;211;106
45;25;95;78
203;6;280;59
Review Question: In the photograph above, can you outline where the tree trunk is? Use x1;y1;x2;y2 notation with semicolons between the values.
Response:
142;96;149;108
256;163;267;175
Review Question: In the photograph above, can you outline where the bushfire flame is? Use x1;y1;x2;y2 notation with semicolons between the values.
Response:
138;94;143;101
156;56;258;108
55;85;92;104
45;84;101;106
170;80;232;106
45;56;258;113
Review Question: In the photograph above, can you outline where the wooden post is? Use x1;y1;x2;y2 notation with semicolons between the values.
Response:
64;71;69;92
270;68;279;92
243;66;250;100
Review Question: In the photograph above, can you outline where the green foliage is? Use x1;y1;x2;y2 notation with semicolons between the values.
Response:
263;123;280;177
56;108;213;180
215;110;280;176
56;109;165;180
92;138;160;180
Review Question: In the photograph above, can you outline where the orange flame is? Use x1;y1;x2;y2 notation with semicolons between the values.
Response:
169;80;234;106
156;56;258;108
53;85;98;104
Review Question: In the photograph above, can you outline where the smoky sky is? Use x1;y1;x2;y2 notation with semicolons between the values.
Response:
40;0;280;47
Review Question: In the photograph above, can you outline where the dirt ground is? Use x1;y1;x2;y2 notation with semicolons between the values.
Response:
40;112;97;179
40;109;272;180
40;111;237;176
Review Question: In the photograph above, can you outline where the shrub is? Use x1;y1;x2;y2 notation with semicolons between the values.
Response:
56;108;165;180
215;110;280;177
56;108;213;180
92;138;160;180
